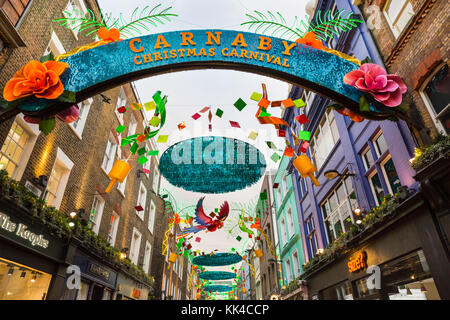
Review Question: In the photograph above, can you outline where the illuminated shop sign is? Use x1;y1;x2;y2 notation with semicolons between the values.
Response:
88;262;110;281
0;212;49;249
348;251;367;273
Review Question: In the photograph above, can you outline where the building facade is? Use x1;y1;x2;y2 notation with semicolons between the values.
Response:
282;0;449;300
273;155;306;295
359;0;449;141
256;174;280;300
0;0;166;300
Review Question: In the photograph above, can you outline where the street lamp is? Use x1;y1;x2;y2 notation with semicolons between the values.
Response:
323;169;355;180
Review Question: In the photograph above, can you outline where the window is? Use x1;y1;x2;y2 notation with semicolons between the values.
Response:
117;174;127;195
115;87;127;123
321;177;357;242
148;200;156;233
43;148;74;209
420;63;449;134
304;91;316;115
309;109;339;170
299;177;308;197
63;0;88;40
321;281;353;300
308;231;318;255
373;132;388;158
129;228;142;265
143;241;152;274
70;98;92;138
89;195;105;235
152;167;160;193
0;121;30;177
368;170;385;205
380;155;401;195
44;31;66;57
102;134;118;173
128;114;138;137
282;172;288;194
286;208;294;239
280;218;287;246
107;211;120;246
383;0;415;38
0;0;32;27
136;182;147;220
284;258;292;283
361;146;375;171
292;250;300;278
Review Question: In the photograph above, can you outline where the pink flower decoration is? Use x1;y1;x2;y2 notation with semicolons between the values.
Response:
344;63;407;107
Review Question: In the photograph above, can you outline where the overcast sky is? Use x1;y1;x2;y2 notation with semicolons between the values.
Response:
97;0;308;267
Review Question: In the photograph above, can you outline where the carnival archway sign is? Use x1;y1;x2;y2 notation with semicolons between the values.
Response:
0;29;400;121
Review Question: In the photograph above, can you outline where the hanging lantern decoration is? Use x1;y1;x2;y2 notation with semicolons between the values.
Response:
293;155;320;187
168;251;178;270
105;160;131;193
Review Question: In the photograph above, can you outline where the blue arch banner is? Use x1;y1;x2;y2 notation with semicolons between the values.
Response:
14;29;391;118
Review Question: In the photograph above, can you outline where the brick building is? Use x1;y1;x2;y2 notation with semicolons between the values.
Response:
0;0;167;300
358;0;449;141
160;200;192;300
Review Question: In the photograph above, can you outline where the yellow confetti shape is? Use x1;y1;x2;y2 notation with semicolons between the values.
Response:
261;230;276;257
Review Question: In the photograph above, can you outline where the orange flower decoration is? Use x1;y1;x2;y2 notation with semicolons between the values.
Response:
169;213;181;224
97;27;121;43
296;32;325;50
4;60;69;101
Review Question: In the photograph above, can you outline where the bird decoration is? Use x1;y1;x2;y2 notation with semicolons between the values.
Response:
180;197;229;234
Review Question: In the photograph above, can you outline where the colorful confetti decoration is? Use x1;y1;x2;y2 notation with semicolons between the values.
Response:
192;113;201;120
271;152;281;163
296;114;309;124
248;131;258;140
157;135;169;143
250;92;262;101
178;122;186;130
229;121;241;128
234;98;247;111
298;131;311;141
215;108;224;118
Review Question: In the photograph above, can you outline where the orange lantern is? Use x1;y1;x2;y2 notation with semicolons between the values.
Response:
293;155;320;186
105;160;131;193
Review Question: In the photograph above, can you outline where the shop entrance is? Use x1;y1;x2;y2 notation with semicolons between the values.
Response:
91;284;105;300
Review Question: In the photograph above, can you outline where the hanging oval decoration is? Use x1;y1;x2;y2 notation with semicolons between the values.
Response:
199;271;236;281
193;253;243;267
159;136;266;194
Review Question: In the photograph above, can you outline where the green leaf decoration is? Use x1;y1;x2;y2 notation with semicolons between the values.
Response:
57;90;76;103
54;4;177;40
40;52;55;63
309;9;363;41
118;4;178;38
241;11;307;41
241;9;363;41
39;117;56;135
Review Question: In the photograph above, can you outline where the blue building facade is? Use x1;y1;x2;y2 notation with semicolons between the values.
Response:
273;155;306;286
284;0;417;264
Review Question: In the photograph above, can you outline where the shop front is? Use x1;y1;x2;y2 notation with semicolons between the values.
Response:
302;193;449;300
0;198;69;300
115;272;151;300
63;249;118;300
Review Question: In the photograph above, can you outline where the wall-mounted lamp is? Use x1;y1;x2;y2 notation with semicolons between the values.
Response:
32;175;48;188
323;170;355;180
120;248;129;260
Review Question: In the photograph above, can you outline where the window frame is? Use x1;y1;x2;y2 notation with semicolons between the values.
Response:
62;0;88;40
107;211;120;246
90;194;105;235
69;98;93;139
136;182;147;220
129;227;142;265
148;199;156;233
0;116;39;180
382;0;415;39
43;148;74;210
419;62;449;135
142;241;152;274
310;109;339;171
101;133;118;174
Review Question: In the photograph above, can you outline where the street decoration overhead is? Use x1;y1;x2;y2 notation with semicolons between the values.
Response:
180;197;230;235
159;136;267;194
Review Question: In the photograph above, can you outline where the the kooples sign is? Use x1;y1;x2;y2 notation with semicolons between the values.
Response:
0;212;49;249
129;31;296;69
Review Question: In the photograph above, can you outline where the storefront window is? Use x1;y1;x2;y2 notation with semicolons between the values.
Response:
382;250;441;300
0;258;52;300
76;281;90;300
321;281;353;300
354;275;378;299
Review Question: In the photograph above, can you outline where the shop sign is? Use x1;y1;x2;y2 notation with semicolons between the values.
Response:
132;288;141;299
88;262;110;281
348;251;367;273
0;211;49;249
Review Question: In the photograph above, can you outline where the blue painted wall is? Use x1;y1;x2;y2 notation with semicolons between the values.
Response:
284;0;417;264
